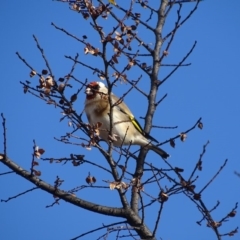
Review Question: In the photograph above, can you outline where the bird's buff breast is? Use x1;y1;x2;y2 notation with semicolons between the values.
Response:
85;101;134;146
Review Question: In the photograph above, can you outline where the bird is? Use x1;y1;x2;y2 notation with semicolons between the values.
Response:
84;81;169;159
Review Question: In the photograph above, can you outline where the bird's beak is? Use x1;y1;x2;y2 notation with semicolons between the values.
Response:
85;87;93;95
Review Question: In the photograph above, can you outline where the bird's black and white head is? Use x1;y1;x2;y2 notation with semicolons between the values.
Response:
85;81;107;100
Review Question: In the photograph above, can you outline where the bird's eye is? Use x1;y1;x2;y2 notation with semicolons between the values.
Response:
91;85;99;90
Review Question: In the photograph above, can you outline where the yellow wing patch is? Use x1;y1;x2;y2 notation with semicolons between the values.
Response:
108;0;117;5
129;116;144;134
129;115;158;143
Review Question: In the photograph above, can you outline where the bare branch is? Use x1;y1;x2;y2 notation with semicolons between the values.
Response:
1;113;7;155
70;221;127;240
199;159;228;194
33;35;53;76
161;41;197;84
1;187;39;203
0;154;126;217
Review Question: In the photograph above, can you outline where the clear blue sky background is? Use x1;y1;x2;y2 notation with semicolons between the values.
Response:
0;1;240;240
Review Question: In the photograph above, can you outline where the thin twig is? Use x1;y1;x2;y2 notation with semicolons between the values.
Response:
0;171;14;176
161;41;197;84
155;93;167;106
70;221;127;240
152;203;164;237
1;187;39;202
188;141;210;181
1;113;7;155
33;35;53;76
199;159;228;194
158;117;201;146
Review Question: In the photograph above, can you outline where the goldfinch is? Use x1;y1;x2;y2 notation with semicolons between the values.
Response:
84;81;169;159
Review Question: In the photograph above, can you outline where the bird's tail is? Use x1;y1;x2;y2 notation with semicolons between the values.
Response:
149;144;170;159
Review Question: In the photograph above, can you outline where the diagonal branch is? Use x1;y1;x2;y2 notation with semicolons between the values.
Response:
70;221;127;240
0;154;126;217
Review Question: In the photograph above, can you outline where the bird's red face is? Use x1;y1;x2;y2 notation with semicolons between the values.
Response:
85;82;100;100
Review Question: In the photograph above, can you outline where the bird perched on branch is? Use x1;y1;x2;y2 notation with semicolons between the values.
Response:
84;81;169;159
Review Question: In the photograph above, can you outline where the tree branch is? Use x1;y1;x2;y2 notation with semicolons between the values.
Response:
0;154;126;217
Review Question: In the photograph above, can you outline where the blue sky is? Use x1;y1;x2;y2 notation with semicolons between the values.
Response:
0;1;240;240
